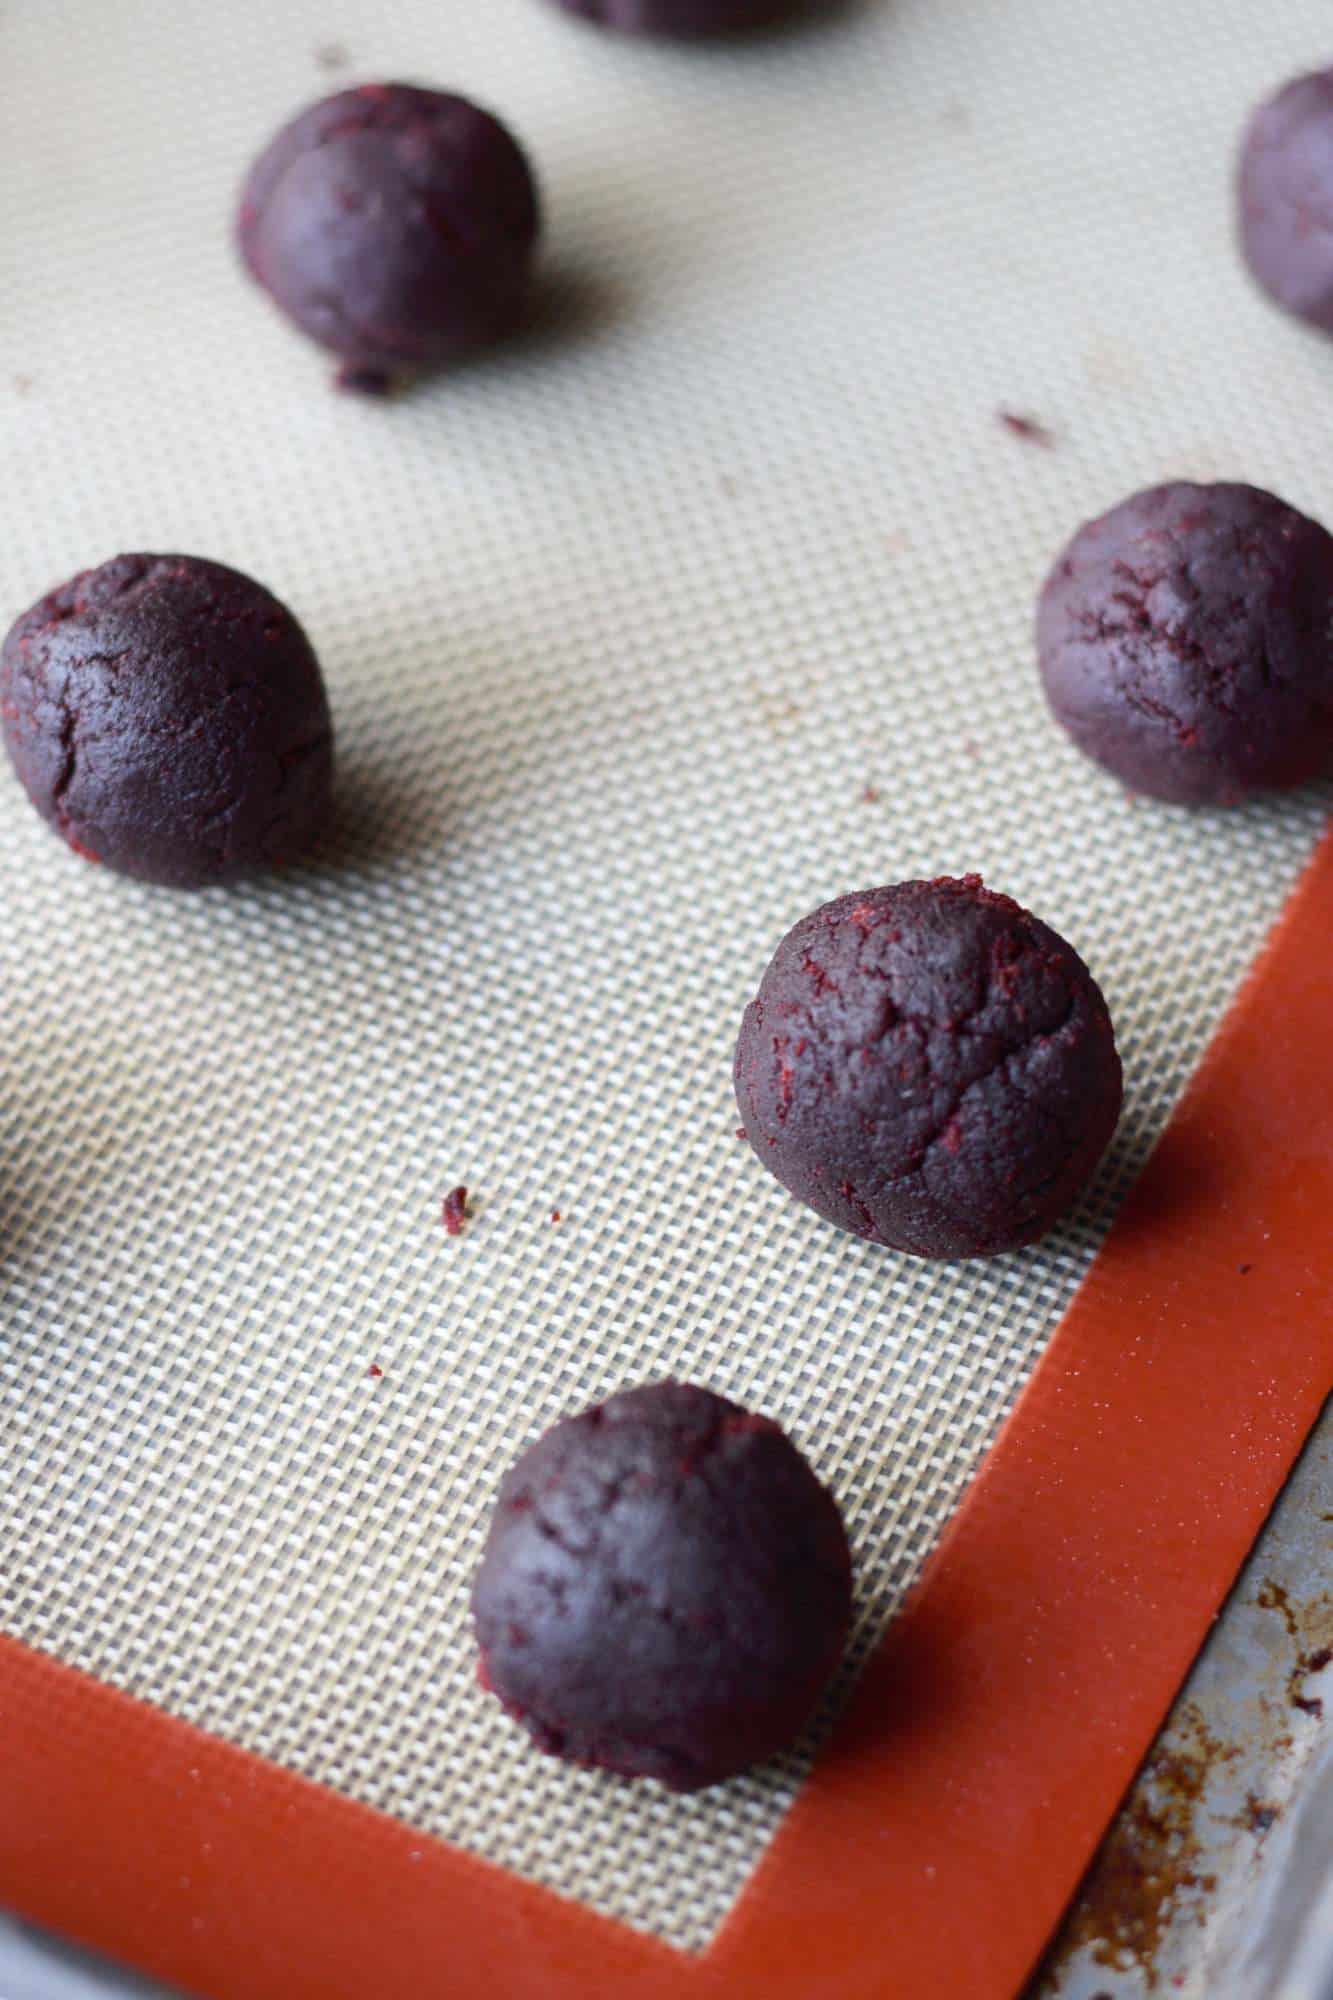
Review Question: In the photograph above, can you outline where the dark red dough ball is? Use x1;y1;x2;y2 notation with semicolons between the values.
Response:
237;84;540;386
472;1381;852;1791
0;555;333;888
1238;70;1333;336
548;0;799;35
734;877;1121;1260
1037;482;1333;806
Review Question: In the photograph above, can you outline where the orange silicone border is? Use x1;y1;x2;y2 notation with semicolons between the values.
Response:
6;825;1333;2000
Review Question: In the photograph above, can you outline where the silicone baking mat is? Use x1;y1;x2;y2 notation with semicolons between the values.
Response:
3;1;1333;1994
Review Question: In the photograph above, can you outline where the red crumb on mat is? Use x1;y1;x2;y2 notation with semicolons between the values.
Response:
859;782;881;805
367;1363;384;1379
998;408;1056;447
442;1187;469;1236
735;1126;748;1140
550;1209;562;1224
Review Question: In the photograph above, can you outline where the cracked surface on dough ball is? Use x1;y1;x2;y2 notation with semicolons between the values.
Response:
0;554;333;887
733;876;1122;1260
1238;68;1333;337
237;83;539;386
1038;481;1333;806
472;1381;852;1791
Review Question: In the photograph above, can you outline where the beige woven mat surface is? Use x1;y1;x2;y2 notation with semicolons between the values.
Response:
2;0;1331;1954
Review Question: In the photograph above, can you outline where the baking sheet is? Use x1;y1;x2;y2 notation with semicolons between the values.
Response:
0;1918;176;2000
1034;1404;1333;1999
2;0;1332;1955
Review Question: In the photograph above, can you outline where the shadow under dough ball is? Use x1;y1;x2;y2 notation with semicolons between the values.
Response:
734;876;1122;1260
472;1381;852;1791
0;555;333;888
237;84;540;389
1038;481;1333;806
548;0;800;33
1238;69;1333;336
